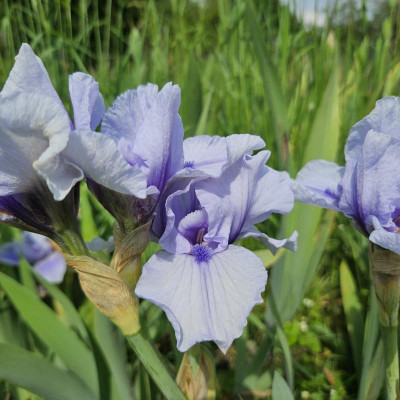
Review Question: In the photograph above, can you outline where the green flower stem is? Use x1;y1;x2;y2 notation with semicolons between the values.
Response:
380;323;400;400
126;331;185;400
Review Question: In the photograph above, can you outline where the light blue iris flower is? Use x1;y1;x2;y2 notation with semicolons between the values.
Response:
136;137;297;353
0;44;148;235
291;97;400;254
0;232;66;284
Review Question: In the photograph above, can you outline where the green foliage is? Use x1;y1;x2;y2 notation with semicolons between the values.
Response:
1;0;400;398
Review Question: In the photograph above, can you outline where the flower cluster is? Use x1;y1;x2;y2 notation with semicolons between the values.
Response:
0;43;297;352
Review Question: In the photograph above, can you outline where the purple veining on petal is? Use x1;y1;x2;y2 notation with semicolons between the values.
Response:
192;244;212;264
183;160;195;168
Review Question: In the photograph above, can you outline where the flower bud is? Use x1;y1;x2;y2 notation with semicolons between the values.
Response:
176;345;216;400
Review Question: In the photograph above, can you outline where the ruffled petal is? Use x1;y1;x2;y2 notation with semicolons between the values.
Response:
33;251;67;283
64;129;148;199
196;151;294;244
237;226;298;254
225;134;265;165
291;159;344;211
339;130;400;234
102;83;184;190
69;72;105;131
135;245;268;353
0;93;82;200
1;44;62;106
346;97;400;164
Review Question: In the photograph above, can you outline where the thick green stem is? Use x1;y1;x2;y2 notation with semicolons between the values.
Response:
59;229;89;256
126;331;185;400
381;324;400;400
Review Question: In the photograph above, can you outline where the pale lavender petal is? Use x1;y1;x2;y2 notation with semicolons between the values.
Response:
102;82;184;190
101;84;159;140
291;159;344;211
339;130;400;234
21;232;52;263
183;136;228;177
158;179;199;254
0;93;82;200
346;97;400;164
69;72;105;131
196;151;293;244
0;242;20;266
135;245;268;353
225;134;265;165
237;226;298;254
368;215;400;255
86;236;115;252
64;129;149;199
1;44;61;106
33;251;66;284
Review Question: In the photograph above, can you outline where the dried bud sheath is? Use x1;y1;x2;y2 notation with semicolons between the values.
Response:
65;220;152;335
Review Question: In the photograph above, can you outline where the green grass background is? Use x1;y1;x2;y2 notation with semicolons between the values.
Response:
0;0;399;398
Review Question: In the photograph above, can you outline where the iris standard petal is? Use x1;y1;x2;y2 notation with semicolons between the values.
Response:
0;93;82;201
346;97;400;164
1;44;61;105
64;129;148;199
339;130;400;233
103;82;184;190
225;134;265;165
135;245;268;353
101;84;159;140
33;251;67;283
69;72;105;131
291;159;344;211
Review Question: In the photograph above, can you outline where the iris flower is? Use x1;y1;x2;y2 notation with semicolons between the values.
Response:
0;232;66;283
136;137;297;352
0;43;148;239
291;97;400;254
90;82;184;230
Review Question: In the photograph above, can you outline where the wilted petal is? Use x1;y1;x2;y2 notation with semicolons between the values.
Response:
0;242;20;265
135;245;268;353
1;44;62;106
64;129;148;198
0;93;82;200
291;159;344;211
69;72;105;131
33;251;66;283
21;232;52;263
